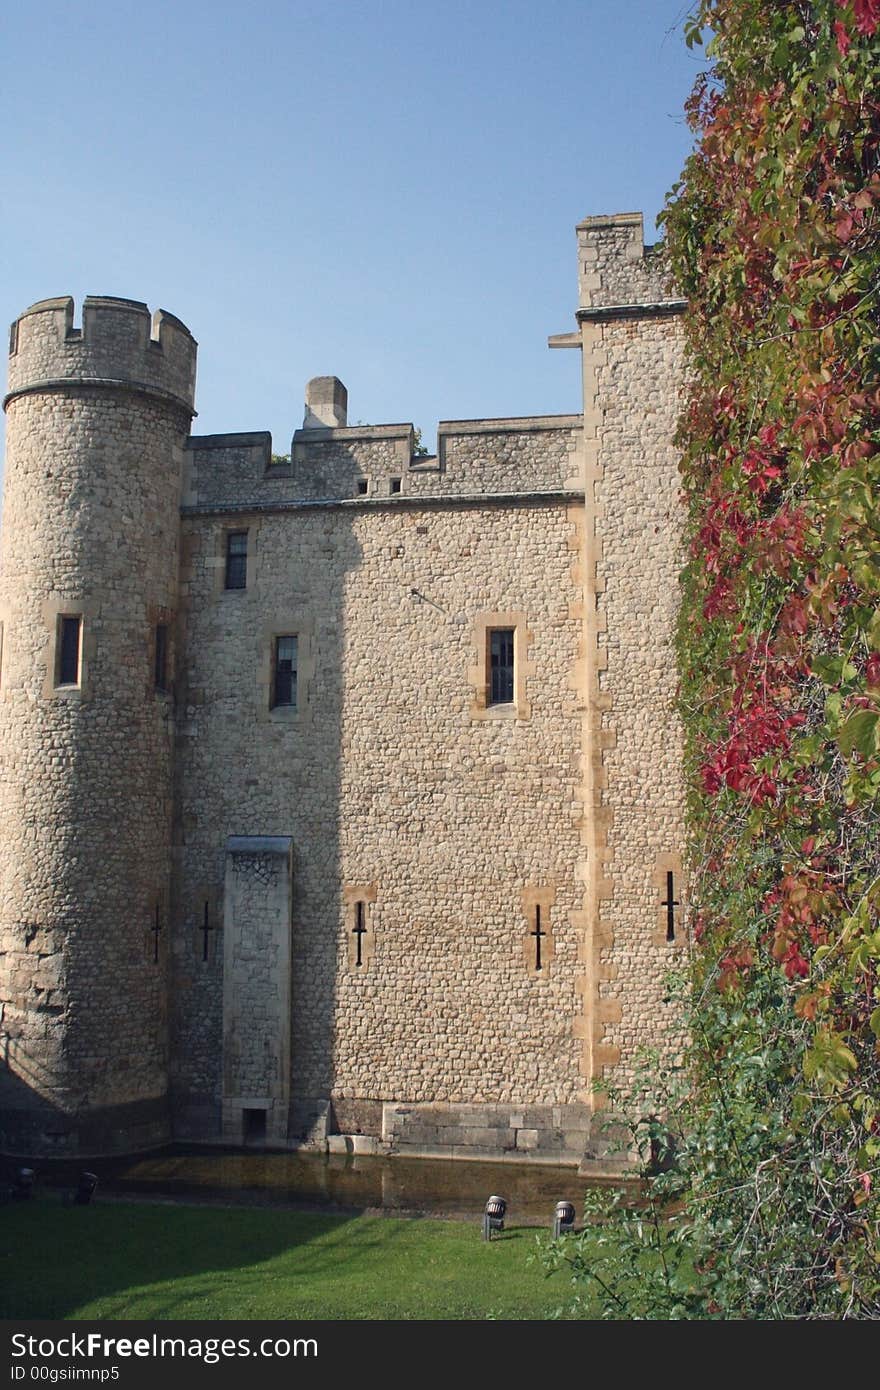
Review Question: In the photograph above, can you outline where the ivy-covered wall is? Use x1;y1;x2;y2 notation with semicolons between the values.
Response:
662;0;880;1315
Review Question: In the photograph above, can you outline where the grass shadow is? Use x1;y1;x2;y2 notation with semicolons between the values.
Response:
0;1200;575;1320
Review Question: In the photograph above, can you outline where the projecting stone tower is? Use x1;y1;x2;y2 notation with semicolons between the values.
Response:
0;296;196;1154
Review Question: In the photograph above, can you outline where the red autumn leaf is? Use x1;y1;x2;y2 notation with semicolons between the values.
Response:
853;0;880;36
835;210;854;241
783;944;810;980
758;423;780;448
794;992;820;1021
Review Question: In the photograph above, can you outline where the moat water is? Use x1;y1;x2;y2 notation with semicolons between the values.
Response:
8;1145;620;1225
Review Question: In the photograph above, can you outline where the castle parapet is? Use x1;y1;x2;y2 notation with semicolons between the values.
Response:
6;295;197;416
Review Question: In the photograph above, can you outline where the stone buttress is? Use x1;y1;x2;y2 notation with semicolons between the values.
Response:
551;214;688;1105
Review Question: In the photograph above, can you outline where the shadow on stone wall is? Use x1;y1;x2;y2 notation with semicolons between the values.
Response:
169;503;363;1150
0;1043;169;1157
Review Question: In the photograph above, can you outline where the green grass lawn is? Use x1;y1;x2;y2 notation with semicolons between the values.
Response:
0;1199;583;1320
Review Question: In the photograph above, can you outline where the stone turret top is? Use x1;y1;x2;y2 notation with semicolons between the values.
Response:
5;295;198;416
575;212;681;316
549;212;684;351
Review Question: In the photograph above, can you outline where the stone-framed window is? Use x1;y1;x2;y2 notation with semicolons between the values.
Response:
468;611;533;721
225;530;248;590
147;603;174;700
211;520;261;596
41;598;95;702
56;615;82;687
272;635;298;709
258;618;313;724
488;627;515;705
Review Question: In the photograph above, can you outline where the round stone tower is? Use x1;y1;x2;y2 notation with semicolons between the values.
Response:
0;295;197;1155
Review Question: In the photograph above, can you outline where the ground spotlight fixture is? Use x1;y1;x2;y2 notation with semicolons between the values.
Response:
482;1194;506;1240
14;1167;35;1200
62;1170;99;1208
75;1171;98;1205
552;1199;576;1238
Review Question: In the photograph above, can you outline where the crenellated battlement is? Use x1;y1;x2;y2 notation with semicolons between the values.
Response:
6;294;197;415
575;212;682;317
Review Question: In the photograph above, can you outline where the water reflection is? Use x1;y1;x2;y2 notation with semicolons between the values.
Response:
16;1145;626;1224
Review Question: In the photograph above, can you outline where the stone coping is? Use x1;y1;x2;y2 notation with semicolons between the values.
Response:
437;414;582;435
187;431;271;451
4;376;197;416
576;300;686;323
182;488;584;518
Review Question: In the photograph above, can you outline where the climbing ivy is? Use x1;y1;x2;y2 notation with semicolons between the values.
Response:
654;0;880;1316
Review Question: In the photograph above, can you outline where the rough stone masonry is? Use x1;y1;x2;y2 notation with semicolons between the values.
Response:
0;212;687;1165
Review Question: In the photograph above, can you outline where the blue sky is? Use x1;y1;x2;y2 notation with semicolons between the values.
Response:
3;1;703;454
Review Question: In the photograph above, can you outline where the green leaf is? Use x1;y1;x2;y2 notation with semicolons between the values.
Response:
848;939;874;975
772;36;789;69
837;709;880;758
803;1030;858;1086
825;691;843;726
816;654;859;685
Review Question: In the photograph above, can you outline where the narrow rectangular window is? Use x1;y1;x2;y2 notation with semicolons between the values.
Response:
225;531;248;590
151;902;162;963
353;901;366;966
488;627;514;705
663;870;680;943
57;616;81;686
532;903;545;970
273;635;297;708
155;623;168;691
389;477;401;494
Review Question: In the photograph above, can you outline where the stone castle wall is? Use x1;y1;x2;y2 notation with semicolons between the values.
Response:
0;212;687;1164
171;471;588;1157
